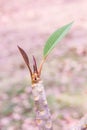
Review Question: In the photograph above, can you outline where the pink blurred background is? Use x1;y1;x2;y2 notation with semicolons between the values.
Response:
0;0;87;130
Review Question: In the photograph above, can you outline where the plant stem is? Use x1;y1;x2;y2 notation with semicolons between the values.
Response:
32;80;53;130
18;46;53;129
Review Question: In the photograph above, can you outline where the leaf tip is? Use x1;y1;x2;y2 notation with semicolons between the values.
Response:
17;45;19;47
17;45;22;52
68;21;74;27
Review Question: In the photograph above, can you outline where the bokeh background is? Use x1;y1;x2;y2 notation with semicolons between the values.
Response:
0;0;87;130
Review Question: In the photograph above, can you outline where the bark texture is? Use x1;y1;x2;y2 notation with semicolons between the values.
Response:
32;80;53;130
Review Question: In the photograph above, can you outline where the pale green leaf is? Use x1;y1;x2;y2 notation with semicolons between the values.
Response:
43;22;73;58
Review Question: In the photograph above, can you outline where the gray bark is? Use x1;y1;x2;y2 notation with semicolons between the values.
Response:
32;80;53;130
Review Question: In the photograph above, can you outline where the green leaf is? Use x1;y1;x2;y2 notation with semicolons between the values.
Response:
43;22;73;58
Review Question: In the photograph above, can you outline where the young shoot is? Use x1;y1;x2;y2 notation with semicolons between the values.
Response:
18;22;73;130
